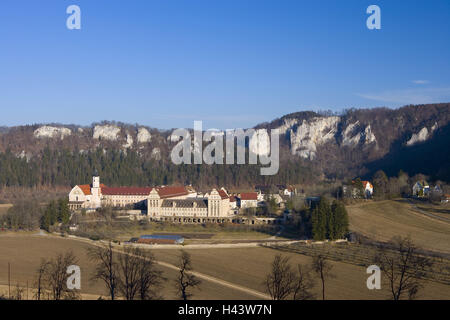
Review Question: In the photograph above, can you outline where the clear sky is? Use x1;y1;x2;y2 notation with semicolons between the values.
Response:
0;0;449;129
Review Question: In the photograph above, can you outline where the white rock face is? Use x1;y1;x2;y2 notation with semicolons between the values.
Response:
249;129;270;156
276;118;299;135
137;127;152;143
290;116;339;159
16;150;32;162
364;125;377;144
431;122;438;132
34;126;71;140
168;133;180;143
341;122;377;147
406;127;429;146
151;147;161;160
93;125;121;141
341;121;361;147
123;134;134;149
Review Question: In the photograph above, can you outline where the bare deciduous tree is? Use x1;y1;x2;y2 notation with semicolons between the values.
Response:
34;258;50;300
265;255;315;300
88;243;165;300
175;251;201;300
374;237;433;300
312;254;334;300
12;283;24;300
292;265;315;300
117;246;141;300
265;255;296;300
137;250;165;300
87;241;119;300
40;251;79;300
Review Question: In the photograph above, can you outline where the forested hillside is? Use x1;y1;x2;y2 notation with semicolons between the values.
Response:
0;103;448;189
0;148;318;189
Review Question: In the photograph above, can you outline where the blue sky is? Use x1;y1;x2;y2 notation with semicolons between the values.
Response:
0;0;449;129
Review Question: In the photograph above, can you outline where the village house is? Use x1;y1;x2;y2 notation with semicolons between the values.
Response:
412;181;430;197
342;180;374;199
278;185;296;197
238;192;259;208
362;181;374;198
255;184;297;198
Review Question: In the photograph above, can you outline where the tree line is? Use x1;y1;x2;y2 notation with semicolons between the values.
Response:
0;147;318;189
0;199;70;232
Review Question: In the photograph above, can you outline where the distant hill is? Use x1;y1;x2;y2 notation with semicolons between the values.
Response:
0;103;448;188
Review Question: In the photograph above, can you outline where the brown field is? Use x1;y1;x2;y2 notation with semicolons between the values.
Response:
346;199;450;254
412;200;450;220
76;219;279;243
0;234;255;300
1;229;449;300
150;246;450;300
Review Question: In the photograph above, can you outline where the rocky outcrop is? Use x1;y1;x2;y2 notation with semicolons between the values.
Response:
341;121;361;146
249;129;270;156
151;147;161;160
289;116;339;159
34;126;71;139
406;127;430;146
93;125;121;141
137;127;152;143
123;133;134;149
341;122;377;147
406;124;439;147
276;118;299;135
364;125;377;145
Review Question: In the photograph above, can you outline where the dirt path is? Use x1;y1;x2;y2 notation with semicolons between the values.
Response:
407;199;450;223
154;260;270;300
50;234;271;300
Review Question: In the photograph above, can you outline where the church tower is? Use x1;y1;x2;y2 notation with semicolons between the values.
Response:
90;170;101;208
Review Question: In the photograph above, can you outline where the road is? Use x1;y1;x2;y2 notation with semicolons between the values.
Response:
406;199;450;223
49;233;272;300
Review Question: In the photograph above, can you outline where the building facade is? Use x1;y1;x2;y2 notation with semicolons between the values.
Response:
69;175;232;220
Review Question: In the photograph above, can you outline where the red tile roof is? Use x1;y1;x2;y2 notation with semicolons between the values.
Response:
155;186;188;199
77;183;188;198
102;187;153;196
362;181;373;189
240;192;258;200
218;189;229;200
78;185;92;195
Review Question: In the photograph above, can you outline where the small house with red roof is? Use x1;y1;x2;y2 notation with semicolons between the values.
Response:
239;192;258;208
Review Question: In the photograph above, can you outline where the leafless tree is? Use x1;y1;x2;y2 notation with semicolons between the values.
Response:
175;251;201;300
89;243;165;300
34;258;50;300
374;237;434;300
44;251;79;300
117;246;141;300
292;265;315;300
87;241;119;300
265;255;315;300
137;250;165;300
311;254;334;300
265;255;296;300
11;283;24;300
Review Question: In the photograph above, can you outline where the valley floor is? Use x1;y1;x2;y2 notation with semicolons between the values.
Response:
0;232;449;300
346;199;450;255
